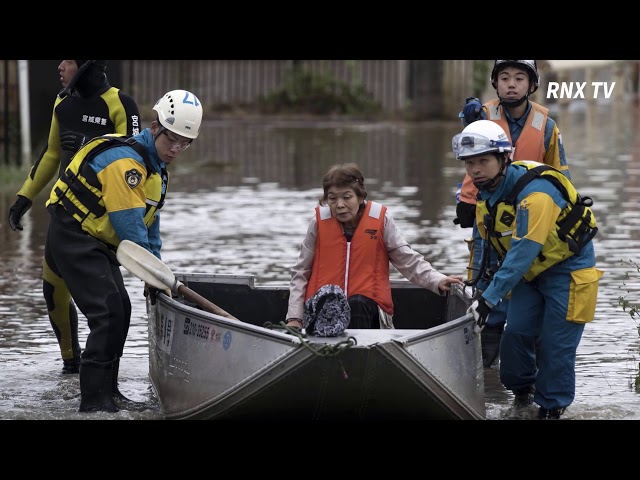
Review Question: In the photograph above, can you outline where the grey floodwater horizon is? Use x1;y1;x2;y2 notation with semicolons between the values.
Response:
1;99;639;420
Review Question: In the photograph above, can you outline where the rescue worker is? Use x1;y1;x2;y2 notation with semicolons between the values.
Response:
44;89;203;412
453;120;602;419
286;162;464;330
8;60;140;374
454;60;570;368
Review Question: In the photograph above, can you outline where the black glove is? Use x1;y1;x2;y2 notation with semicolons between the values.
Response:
143;283;171;305
460;97;487;127
60;131;88;153
8;195;32;231
454;201;476;228
467;297;492;329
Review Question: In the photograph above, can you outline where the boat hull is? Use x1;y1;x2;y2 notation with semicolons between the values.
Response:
147;274;485;420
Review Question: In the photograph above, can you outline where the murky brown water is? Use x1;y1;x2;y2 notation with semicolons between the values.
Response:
1;99;639;420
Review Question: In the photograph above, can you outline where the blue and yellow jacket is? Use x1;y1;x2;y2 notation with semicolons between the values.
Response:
476;161;597;307
47;128;166;258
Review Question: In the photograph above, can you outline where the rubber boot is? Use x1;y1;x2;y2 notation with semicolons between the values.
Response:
512;385;535;408
79;360;119;413
480;324;503;368
112;358;143;410
62;356;81;374
538;406;565;419
62;339;82;373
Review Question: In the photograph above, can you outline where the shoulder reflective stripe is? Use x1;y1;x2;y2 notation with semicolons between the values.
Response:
488;104;501;120
531;111;544;130
319;205;332;220
368;201;382;219
146;199;159;207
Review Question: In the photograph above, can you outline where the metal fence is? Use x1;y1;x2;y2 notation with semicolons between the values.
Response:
4;60;478;166
4;59;638;168
120;60;473;118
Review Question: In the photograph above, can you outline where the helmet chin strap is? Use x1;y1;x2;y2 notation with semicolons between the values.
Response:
473;154;509;191
473;173;503;191
498;94;528;109
153;123;166;141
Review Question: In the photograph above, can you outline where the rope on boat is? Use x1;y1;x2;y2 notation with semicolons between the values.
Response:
263;321;358;358
263;322;357;380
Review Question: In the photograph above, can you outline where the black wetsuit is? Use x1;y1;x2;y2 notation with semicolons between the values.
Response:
16;63;140;370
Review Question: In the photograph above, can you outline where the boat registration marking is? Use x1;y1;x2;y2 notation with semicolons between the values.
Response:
183;317;223;344
156;310;175;353
464;326;472;345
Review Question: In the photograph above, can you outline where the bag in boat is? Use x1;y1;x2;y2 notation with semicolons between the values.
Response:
304;284;350;337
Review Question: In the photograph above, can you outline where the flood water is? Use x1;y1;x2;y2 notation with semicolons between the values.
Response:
1;99;639;420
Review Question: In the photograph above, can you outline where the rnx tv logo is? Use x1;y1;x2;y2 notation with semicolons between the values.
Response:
547;82;615;99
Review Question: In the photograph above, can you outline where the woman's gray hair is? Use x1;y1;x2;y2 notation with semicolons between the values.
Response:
319;163;368;206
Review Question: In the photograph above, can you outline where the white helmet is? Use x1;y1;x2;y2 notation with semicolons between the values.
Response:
452;120;512;160
153;89;203;139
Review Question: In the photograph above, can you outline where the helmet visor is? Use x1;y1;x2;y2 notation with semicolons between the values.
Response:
452;132;512;159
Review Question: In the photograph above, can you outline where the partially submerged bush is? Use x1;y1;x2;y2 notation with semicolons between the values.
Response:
617;258;640;391
259;67;382;117
618;259;640;333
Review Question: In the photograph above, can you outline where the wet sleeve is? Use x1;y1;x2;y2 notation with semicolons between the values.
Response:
147;213;162;259
482;191;561;306
544;118;571;180
385;212;447;294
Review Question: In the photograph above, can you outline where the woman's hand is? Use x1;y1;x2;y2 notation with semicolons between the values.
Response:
286;318;303;328
438;275;465;292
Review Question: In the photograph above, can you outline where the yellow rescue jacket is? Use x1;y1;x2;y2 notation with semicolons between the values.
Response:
476;160;598;281
47;134;166;249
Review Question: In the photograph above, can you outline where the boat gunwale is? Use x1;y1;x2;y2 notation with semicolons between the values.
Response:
148;274;484;420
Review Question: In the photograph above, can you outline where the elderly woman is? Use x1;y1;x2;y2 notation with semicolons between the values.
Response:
286;162;463;333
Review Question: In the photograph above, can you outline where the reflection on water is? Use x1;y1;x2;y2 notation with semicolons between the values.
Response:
1;101;639;420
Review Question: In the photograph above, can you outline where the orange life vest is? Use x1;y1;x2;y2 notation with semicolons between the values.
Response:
459;99;549;205
305;201;394;314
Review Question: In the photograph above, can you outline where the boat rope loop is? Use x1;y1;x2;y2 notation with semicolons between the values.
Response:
264;321;358;358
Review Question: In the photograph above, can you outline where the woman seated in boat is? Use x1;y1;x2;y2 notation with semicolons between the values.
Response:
286;162;464;331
